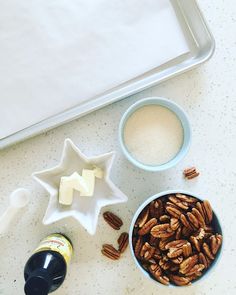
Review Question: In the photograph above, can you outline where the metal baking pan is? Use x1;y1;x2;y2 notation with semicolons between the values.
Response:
0;0;215;149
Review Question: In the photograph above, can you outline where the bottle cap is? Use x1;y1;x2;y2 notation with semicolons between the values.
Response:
24;270;51;295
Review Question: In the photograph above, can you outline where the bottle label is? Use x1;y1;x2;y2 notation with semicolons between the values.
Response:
34;234;73;266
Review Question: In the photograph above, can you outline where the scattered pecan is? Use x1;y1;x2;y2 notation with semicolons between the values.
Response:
151;224;174;239
101;244;120;260
183;167;200;180
140;242;156;260
117;232;129;253
103;211;123;230
210;234;222;255
169;274;190;286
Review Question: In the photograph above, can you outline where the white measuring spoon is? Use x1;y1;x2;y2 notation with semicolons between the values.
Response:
0;188;30;235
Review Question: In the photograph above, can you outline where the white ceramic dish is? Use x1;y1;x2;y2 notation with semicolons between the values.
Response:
33;138;128;235
119;97;191;172
129;190;223;287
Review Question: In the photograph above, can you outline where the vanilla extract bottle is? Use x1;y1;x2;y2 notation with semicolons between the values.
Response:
24;234;73;295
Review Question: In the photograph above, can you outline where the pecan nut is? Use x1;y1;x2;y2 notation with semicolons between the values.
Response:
159;215;170;223
190;236;201;252
179;254;198;274
202;242;214;260
101;244;120;260
187;212;200;229
168;195;189;210
175;193;197;204
180;214;193;230
199;252;211;269
103;211;123;230
191;208;205;228
135;207;149;228
166;205;182;219
118;232;129;253
185;264;205;276
138;218;157;236
182;242;192;258
134;237;143;257
169;275;191;286
151;224;174;238
170;218;180;231
183;167;200;180
140;242;156;260
210;234;222;255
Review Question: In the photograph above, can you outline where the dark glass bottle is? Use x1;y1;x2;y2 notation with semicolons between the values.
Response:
24;234;73;295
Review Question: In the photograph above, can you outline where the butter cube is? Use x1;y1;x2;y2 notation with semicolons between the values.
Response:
80;169;95;197
93;166;104;179
59;172;89;205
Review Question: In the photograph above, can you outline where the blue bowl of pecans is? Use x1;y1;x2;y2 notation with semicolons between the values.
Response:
129;190;223;287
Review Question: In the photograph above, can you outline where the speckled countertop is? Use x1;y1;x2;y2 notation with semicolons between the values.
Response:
0;1;235;294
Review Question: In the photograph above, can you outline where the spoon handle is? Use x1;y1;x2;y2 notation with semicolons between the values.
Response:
0;207;18;235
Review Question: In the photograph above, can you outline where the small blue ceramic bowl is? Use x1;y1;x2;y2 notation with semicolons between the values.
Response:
119;97;191;172
129;190;223;287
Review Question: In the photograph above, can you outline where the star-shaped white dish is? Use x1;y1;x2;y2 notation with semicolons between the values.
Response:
33;138;128;235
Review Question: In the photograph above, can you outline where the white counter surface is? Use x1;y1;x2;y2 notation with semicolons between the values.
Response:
0;1;235;294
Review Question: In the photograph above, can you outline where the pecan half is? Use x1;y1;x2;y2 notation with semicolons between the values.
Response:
170;218;180;231
140;242;155;260
159;215;170;223
190;236;201;252
171;256;183;264
149;200;164;219
168;195;189;210
180;214;193;230
202;200;213;224
182;242;192;258
134;237;143;257
165;240;187;250
101;244;120;260
159;237;174;251
182;226;193;237
151;224;174;239
135;207;149;228
179;255;198;274
103;211;123;230
159;258;171;270
166;205;182;219
149;264;162;277
187;212;200;229
169;275;191;286
149;235;158;247
199;252;211;269
185;264;205;276
202;242;214;260
175;226;182;240
118;232;129;253
138;218;157;236
183;167;200;180
210;234;222;255
175;193;198;204
155;275;170;286
191;208;205;228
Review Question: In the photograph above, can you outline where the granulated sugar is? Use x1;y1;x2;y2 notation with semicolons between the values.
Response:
124;105;183;165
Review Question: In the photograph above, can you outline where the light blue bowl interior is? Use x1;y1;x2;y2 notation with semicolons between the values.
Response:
119;97;191;172
129;190;223;287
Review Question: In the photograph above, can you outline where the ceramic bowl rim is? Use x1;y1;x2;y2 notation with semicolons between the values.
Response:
119;97;191;172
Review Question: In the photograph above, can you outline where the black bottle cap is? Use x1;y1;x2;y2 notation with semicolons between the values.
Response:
24;270;51;295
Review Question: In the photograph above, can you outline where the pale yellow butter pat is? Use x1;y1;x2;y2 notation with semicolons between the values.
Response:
59;172;89;205
80;169;95;197
93;166;104;179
